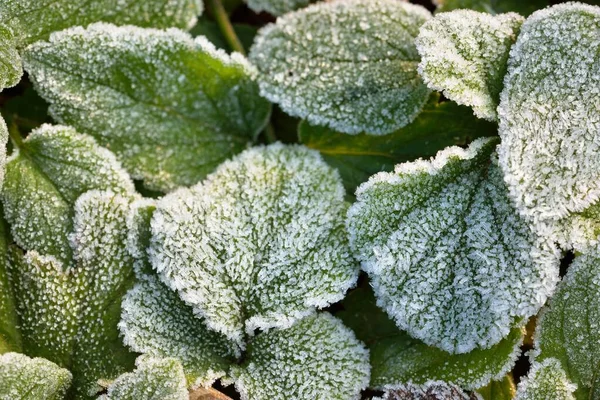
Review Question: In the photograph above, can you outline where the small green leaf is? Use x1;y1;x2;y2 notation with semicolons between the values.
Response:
515;359;577;400
347;138;560;353
477;375;516;400
230;314;370;400
373;382;479;400
0;26;22;91
99;357;188;400
0;352;72;400
24;24;271;192
249;0;432;135
416;10;523;120
299;94;497;194
433;0;550;16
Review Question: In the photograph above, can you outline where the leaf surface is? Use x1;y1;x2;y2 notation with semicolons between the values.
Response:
515;359;576;400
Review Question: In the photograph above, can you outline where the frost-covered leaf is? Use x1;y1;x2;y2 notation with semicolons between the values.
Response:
99;357;188;400
0;116;8;194
0;208;19;355
347;137;560;353
0;26;21;91
0;352;72;400
249;0;432;135
531;249;600;399
416;10;523;120
373;382;480;400
515;359;576;400
150;143;358;345
24;24;271;192
230;313;370;400
0;0;203;47
119;274;236;387
433;0;550;16
497;3;600;250
244;0;309;16
476;375;515;400
299;93;497;194
2;124;133;264
338;287;524;390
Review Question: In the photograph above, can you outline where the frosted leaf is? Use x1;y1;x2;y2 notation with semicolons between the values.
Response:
476;375;516;400
23;24;271;192
150;143;358;345
531;249;600;399
245;0;309;16
373;382;481;400
249;0;432;135
0;352;72;400
433;0;550;16
515;359;577;400
230;313;370;400
0;0;202;47
497;3;600;249
119;274;236;388
0;207;19;354
416;10;523;120
2;125;133;265
99;357;188;400
347;137;560;353
0;26;21;90
0;116;7;194
126;199;156;274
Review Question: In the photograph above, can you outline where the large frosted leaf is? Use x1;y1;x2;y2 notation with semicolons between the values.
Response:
249;0;432;135
515;359;577;400
99;357;188;400
230;313;370;400
347;138;560;353
245;0;309;16
416;10;523;120
23;23;271;192
119;274;236;387
0;0;203;47
433;0;550;16
531;249;600;399
150;143;358;345
373;382;480;400
0;352;72;400
2;125;133;265
497;3;600;250
0;26;21;90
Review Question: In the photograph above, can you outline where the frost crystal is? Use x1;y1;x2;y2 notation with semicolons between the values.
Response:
0;117;7;190
0;352;72;400
23;23;271;192
0;26;21;90
149;143;358;345
99;357;188;400
416;10;523;120
2;124;133;265
373;382;481;400
245;0;309;16
515;359;577;400
347;138;560;353
230;313;370;400
497;3;600;249
249;0;431;135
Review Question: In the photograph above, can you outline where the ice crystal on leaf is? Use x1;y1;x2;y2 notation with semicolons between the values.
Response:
515;359;577;400
347;137;560;353
0;352;72;400
497;3;600;250
0;117;8;191
23;23;271;192
149;143;358;345
249;0;431;135
230;313;370;400
99;357;188;400
245;0;309;17
0;27;21;91
416;10;523;120
372;382;480;400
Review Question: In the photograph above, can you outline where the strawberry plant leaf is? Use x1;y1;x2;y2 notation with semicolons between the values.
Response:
347;138;560;353
249;0;432;135
515;359;577;400
23;24;271;192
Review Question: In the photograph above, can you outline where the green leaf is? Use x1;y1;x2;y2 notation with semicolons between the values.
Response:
0;115;8;194
497;3;600;251
119;273;236;387
347;138;560;354
298;94;498;194
244;0;310;16
433;0;550;16
249;0;432;135
99;357;188;400
230;313;370;400
373;382;480;400
190;17;257;51
337;287;524;390
2;125;134;265
149;143;358;345
0;26;22;91
24;24;271;192
416;10;523;120
515;359;576;400
476;375;516;400
0;0;203;47
0;352;72;400
0;207;20;354
531;249;600;399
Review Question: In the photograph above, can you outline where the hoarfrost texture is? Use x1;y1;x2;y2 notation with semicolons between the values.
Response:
416;10;523;120
0;26;21;90
515;359;577;400
347;138;560;353
149;143;358;346
245;0;310;16
497;3;600;250
23;23;271;192
249;0;432;135
373;381;481;400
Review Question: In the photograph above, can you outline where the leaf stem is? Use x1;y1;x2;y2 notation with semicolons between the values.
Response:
7;120;24;149
208;0;246;55
264;123;277;143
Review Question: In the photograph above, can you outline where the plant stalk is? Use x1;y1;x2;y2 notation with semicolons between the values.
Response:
207;0;246;55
